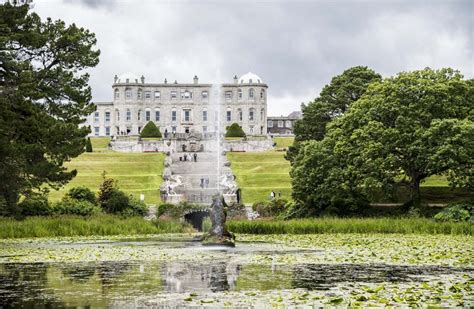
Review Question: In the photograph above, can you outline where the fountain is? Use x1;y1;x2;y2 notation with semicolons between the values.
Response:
202;194;235;247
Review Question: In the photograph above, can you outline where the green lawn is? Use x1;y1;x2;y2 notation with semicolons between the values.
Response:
272;136;294;149
89;137;111;152
49;152;165;205
227;151;292;204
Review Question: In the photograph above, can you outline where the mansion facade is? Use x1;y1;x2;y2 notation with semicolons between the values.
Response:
85;72;268;137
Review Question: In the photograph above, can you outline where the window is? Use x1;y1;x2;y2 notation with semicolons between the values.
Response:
181;89;192;99
126;109;131;121
260;108;265;120
171;90;177;99
249;126;254;134
105;127;110;136
203;126;207;133
202;110;208;122
145;91;151;99
145;110;151;121
116;110;120;121
268;120;273;127
125;88;132;99
278;120;284;128
154;91;161;99
171;126;177;133
155;110;160;122
238;89;242;100
184;110;190;122
138;109;142;121
137;89;142;100
249;108;255;121
286;120;292;128
249;88;254;99
138;126;142;134
105;111;110;123
238;109;243;121
172;110;177;122
225;91;232;101
202;91;208;99
249;79;253;83
260;89;265;99
94;112;99;122
114;89;119;99
226;110;232;122
94;127;99;136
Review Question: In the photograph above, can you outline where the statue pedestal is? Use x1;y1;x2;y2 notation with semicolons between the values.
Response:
223;193;237;205
167;194;183;205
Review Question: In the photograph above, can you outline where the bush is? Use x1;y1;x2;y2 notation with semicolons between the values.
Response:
252;199;288;217
102;189;129;214
120;197;148;217
225;123;246;138
227;203;247;219
54;198;102;216
157;203;176;218
434;201;473;222
66;186;97;205
98;174;117;208
19;194;52;216
85;137;93;152
140;121;162;138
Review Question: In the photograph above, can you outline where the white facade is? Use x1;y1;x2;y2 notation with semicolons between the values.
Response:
85;73;268;137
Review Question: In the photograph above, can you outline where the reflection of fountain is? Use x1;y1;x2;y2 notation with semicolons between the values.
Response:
202;194;235;247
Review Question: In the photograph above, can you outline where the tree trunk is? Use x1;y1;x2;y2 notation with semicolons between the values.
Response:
410;178;422;209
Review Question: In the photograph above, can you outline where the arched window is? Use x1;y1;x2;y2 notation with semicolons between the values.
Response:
137;89;143;100
249;108;255;121
115;109;120;121
238;108;243;121
237;89;242;100
138;109;142;121
260;89;265;99
114;89;119;99
126;109;131;121
249;88;254;99
125;88;132;99
260;108;265;120
226;107;232;122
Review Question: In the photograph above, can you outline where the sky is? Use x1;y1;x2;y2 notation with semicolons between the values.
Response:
27;0;474;116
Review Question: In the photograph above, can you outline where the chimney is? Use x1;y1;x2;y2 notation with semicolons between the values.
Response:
174;80;178;84
164;78;167;84
193;75;198;85
234;75;238;84
114;75;118;84
141;75;145;84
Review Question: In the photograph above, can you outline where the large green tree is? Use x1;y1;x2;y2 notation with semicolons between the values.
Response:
0;3;100;215
291;68;473;213
287;66;382;163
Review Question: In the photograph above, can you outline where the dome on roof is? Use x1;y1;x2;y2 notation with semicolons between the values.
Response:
239;72;262;84
116;73;140;84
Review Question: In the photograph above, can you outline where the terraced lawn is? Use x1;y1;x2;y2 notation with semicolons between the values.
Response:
227;151;292;204
49;151;165;205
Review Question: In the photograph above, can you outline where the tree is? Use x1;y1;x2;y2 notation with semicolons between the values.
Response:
291;68;473;213
0;3;100;215
287;66;382;163
85;137;93;152
225;123;246;138
140;121;162;138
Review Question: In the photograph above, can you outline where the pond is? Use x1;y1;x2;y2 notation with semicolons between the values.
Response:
0;234;473;307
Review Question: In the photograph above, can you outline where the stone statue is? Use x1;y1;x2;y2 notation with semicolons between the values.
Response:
202;194;235;247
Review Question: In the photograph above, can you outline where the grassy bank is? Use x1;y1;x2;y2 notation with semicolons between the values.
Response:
48;152;165;204
227;218;473;235
0;216;191;239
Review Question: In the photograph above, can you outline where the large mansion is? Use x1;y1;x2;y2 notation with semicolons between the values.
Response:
85;72;268;137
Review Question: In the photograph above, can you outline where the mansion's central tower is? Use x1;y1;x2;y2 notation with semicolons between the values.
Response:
86;72;268;137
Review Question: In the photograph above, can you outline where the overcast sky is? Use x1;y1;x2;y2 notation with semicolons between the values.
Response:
30;0;473;116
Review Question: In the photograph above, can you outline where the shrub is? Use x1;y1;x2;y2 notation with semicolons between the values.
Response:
54;198;102;216
19;194;52;216
201;217;212;233
434;201;473;222
120;197;148;217
227;203;247;219
157;203;176;218
66;186;97;205
85;137;93;152
98;173;117;208
140;121;162;138
252;199;287;217
225;123;246;138
102;189;129;214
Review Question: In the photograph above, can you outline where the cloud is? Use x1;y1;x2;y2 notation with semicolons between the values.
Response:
31;0;473;116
